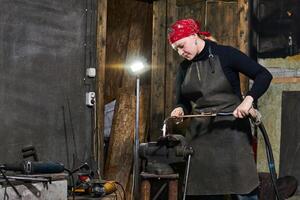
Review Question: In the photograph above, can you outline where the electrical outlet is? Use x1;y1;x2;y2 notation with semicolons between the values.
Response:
86;92;96;106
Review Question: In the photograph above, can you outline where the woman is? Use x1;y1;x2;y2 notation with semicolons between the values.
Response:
168;19;272;200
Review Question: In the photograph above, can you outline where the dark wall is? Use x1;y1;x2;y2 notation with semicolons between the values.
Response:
280;91;300;194
252;0;300;58
0;0;96;169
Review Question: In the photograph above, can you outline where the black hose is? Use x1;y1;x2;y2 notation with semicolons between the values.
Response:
257;122;282;200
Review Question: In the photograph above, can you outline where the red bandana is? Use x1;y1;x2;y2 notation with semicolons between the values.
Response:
168;19;211;44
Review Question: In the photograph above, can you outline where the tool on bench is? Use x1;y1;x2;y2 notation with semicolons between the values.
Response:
0;145;64;198
0;175;50;183
0;161;65;174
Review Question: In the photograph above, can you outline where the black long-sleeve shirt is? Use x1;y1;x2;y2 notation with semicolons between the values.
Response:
175;40;273;113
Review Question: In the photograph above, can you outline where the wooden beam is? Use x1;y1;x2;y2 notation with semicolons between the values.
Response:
104;88;136;192
141;180;151;200
104;0;134;103
96;0;107;176
272;77;300;83
165;0;178;121
150;0;167;140
176;0;203;7
237;0;249;96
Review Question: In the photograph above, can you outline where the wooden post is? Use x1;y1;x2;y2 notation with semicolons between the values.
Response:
237;0;250;95
165;0;177;119
168;179;178;200
104;89;136;191
150;0;167;140
141;180;151;200
96;0;107;176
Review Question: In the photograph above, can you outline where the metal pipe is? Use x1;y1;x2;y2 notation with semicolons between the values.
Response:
133;76;140;200
152;183;167;200
0;169;22;198
178;112;233;118
0;175;50;182
183;154;192;200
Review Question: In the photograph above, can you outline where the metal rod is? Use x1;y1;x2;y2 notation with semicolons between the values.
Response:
183;154;192;200
133;76;140;200
162;112;234;128
178;112;233;118
0;175;49;182
258;122;282;200
0;169;22;198
152;183;167;200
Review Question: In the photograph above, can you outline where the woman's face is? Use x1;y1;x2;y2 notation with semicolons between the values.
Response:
172;34;199;60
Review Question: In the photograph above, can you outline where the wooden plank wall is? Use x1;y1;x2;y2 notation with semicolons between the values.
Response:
165;0;178;120
237;0;250;95
100;0;250;198
98;0;300;198
205;1;238;46
102;0;152;199
150;0;167;140
150;0;249;139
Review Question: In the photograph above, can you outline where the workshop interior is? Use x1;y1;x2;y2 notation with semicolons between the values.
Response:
0;0;300;199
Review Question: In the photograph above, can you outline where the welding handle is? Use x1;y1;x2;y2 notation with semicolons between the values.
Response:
25;161;64;174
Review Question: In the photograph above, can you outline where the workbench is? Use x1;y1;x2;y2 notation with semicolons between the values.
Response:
0;173;68;200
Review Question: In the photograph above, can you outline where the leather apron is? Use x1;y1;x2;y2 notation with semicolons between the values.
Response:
181;47;259;195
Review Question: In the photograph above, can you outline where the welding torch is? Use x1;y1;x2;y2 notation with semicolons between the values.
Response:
162;110;262;137
170;109;261;119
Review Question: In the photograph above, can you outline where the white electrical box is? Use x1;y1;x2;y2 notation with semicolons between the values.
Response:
86;92;96;106
86;68;96;78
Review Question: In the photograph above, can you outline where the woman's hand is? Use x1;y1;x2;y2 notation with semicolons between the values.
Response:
233;96;254;118
171;107;184;117
171;107;185;124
